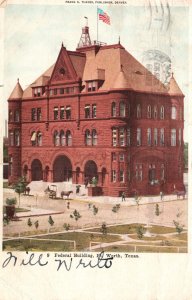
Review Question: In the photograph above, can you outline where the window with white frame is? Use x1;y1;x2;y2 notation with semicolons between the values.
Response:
119;101;126;117
179;128;182;146
154;105;158;119
85;105;90;118
154;128;158;146
147;105;152;118
37;132;42;146
54;107;59;120
92;130;98;145
111;170;116;182
66;106;71;119
60;107;65;119
119;170;124;182
66;130;72;146
37;108;41;121
88;81;96;92
112;128;117;146
60;130;66;146
160;106;164;119
85;130;91;146
171;106;177;119
119;128;125;146
15;110;20;122
92;104;97;118
135;164;142;181
127;128;130;146
119;153;124;162
171;129;176;146
54;130;60;146
137;104;141;119
111;102;116;117
15;130;20;146
137;128;141;146
160;128;165;146
147;128;152;146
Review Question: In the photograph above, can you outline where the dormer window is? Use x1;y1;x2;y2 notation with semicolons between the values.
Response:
34;87;41;97
88;81;96;92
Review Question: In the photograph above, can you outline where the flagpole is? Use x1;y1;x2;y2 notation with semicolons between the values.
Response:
97;6;98;42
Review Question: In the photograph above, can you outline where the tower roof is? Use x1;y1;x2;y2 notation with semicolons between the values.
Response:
167;73;183;96
113;67;132;89
9;79;23;100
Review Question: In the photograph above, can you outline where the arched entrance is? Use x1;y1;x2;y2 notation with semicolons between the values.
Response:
31;159;43;181
53;155;72;182
84;160;98;183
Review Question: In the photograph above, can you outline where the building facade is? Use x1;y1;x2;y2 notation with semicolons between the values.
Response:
8;27;185;196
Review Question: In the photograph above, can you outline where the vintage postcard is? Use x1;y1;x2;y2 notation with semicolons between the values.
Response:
0;0;192;299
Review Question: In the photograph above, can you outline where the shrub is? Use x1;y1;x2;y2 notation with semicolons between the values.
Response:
136;225;145;239
173;220;184;234
155;204;160;216
6;197;17;206
48;216;54;226
27;218;32;227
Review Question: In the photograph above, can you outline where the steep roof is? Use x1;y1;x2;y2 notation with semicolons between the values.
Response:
20;42;183;99
81;44;168;93
168;74;183;96
9;79;23;100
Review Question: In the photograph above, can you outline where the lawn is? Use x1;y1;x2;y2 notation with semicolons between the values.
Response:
85;224;177;235
3;206;30;214
3;232;122;252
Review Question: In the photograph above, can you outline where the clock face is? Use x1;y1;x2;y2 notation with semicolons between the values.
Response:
59;67;65;75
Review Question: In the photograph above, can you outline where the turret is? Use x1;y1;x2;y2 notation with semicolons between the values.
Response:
8;79;23;184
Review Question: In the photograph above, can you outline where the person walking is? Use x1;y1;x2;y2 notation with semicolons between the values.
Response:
121;192;125;202
160;191;164;201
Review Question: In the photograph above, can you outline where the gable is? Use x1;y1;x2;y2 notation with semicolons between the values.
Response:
50;46;78;83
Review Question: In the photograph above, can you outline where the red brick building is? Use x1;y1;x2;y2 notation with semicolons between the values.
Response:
8;27;185;196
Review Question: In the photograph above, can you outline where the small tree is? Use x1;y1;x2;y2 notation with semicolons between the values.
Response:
92;177;98;186
100;222;107;236
173;220;184;235
70;209;81;229
34;220;39;229
136;225;145;239
67;201;70;209
27;218;32;227
63;223;70;231
48;216;54;226
155;204;160;216
15;177;27;207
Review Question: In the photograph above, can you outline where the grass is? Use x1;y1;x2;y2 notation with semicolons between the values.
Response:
99;244;187;253
85;223;145;234
3;206;30;214
3;232;122;252
85;224;176;235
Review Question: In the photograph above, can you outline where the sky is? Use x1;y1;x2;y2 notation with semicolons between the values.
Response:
1;1;190;141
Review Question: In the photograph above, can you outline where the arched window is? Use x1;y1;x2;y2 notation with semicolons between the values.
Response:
60;130;66;146
111;102;116;117
54;130;60;146
171;106;177;119
92;129;98;145
9;110;13;122
136;104;141;119
147;105;152;118
15;130;20;146
153;106;158;119
15;110;20;122
127;128;131;146
31;131;37;146
85;130;91;146
112;128;117;146
137;128;141;146
119;101;125;117
37;132;42;146
171;129;176;146
66;130;72;146
147;128;152;146
154;128;158;146
160;128;165;146
160;106;164;119
9;131;14;146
